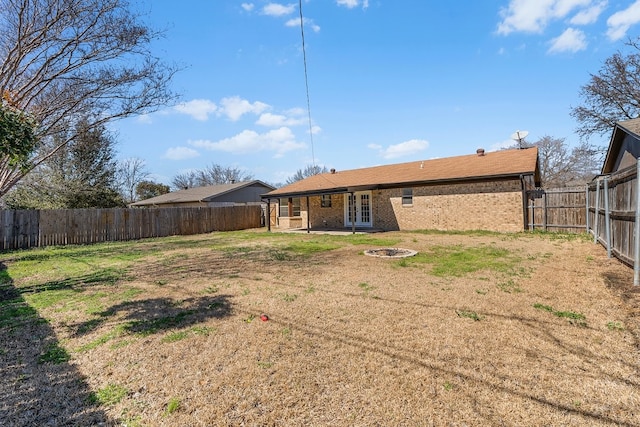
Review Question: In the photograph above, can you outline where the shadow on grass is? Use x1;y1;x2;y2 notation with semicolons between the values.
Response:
0;263;109;426
72;294;233;337
17;267;124;294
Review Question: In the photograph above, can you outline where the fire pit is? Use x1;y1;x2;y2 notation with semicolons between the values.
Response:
364;248;418;258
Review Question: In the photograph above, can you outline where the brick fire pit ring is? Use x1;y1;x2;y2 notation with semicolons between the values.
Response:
364;248;418;258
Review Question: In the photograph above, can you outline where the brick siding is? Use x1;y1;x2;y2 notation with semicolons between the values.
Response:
276;179;525;232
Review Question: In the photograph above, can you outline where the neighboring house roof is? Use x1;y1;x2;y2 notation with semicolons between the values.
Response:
131;180;275;207
601;118;640;174
264;147;539;198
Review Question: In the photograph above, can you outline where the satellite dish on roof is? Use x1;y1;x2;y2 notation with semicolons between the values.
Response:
511;130;529;148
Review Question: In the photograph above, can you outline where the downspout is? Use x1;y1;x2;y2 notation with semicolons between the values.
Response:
306;196;310;234
520;175;528;231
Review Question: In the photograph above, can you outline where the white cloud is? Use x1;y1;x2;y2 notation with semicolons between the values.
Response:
262;3;296;16
136;114;153;124
336;0;369;9
548;27;588;53
256;112;306;127
285;17;321;32
174;99;218;121
241;3;254;12
189;127;305;157
497;0;593;35
607;0;640;41
570;1;607;25
219;96;270;121
368;139;429;159
164;146;200;160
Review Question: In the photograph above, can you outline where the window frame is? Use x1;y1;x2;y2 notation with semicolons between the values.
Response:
402;188;413;206
279;197;301;217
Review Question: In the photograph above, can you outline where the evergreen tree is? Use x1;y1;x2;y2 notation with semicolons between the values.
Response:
5;119;124;208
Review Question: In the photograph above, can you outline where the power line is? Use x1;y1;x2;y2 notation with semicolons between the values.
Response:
298;0;315;167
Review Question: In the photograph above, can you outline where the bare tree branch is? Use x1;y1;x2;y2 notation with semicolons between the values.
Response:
0;0;179;197
571;37;640;139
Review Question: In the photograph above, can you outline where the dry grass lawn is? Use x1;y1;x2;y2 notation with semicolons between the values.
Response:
1;229;639;426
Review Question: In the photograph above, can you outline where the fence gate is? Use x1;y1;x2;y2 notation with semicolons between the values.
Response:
269;204;277;227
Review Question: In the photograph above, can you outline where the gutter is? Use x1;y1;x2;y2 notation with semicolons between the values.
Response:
262;172;533;200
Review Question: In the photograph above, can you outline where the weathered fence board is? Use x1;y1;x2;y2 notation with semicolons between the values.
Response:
0;206;262;251
526;187;587;233
588;165;638;267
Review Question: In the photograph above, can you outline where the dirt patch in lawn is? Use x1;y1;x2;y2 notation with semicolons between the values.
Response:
1;230;639;426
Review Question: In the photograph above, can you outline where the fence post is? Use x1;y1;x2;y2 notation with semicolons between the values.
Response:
604;176;611;258
594;179;600;244
634;159;640;286
585;183;590;234
543;191;548;231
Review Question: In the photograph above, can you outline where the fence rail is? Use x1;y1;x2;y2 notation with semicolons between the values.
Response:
588;165;638;269
526;187;587;233
0;206;263;251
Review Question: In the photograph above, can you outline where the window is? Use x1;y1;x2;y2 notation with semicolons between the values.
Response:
402;188;413;206
279;198;289;217
321;194;332;208
291;197;301;216
279;197;301;217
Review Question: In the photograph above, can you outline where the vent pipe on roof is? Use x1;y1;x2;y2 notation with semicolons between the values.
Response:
330;168;336;174
476;148;485;156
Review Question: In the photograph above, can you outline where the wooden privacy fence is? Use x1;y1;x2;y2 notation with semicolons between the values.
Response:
526;171;640;284
0;205;263;250
526;187;587;233
587;165;638;269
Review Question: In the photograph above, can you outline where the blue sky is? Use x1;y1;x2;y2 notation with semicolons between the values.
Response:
113;0;640;187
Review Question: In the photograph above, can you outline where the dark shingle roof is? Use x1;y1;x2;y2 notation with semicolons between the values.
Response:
602;118;640;174
131;180;274;206
264;147;539;198
618;118;640;137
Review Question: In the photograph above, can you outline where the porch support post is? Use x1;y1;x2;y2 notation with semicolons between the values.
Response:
306;196;310;233
266;199;271;232
350;191;356;234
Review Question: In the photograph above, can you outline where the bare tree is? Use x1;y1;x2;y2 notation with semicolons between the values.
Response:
0;0;178;197
286;164;328;185
506;136;602;187
171;164;253;190
172;171;199;190
117;157;150;203
571;37;640;139
197;164;253;186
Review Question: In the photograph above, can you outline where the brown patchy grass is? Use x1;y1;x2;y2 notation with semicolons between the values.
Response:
1;229;639;426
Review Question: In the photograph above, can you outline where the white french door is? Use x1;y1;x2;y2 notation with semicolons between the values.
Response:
344;191;372;227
